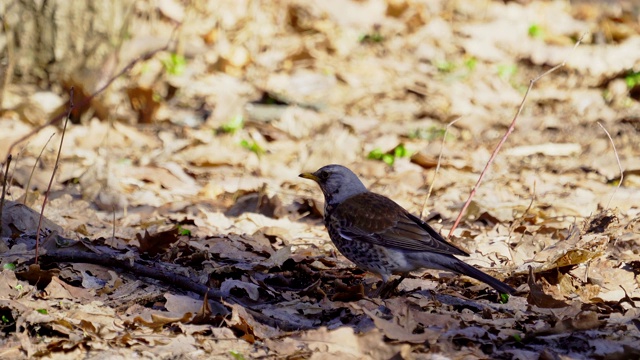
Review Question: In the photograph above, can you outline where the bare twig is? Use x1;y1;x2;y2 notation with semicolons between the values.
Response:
35;89;74;263
447;33;587;238
597;121;623;209
7;146;26;202
112;205;116;243
507;180;537;236
420;117;461;218
40;247;307;331
0;155;12;230
506;180;536;263
24;133;56;204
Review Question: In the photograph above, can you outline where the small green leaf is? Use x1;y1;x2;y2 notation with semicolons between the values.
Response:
3;263;16;271
367;148;384;160
177;226;191;236
464;57;477;71
36;309;48;315
624;70;640;89
497;64;517;82
436;60;456;73
359;32;384;43
162;53;187;76
368;145;410;166
221;115;244;133
229;351;246;360
528;24;544;39
513;333;522;342
381;154;395;166
499;293;510;303
240;139;265;155
393;144;408;158
15;284;23;291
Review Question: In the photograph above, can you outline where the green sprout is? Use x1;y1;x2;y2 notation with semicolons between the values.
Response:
408;126;448;141
36;309;48;315
240;139;265;156
497;64;518;82
528;24;545;39
464;56;477;71
499;293;510;304
229;351;246;360
368;144;411;166
220;115;244;134
624;70;640;89
393;144;409;158
3;263;16;271
177;226;191;236
162;53;187;76
359;32;384;43
436;60;456;73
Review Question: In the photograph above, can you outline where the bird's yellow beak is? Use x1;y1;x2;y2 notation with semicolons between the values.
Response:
299;172;319;182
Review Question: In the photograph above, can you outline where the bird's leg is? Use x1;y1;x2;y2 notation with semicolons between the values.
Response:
376;275;406;298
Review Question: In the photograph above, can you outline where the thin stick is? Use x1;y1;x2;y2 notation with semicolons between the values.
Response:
35;89;74;263
0;155;12;231
23;134;56;204
420;117;461;218
7;145;27;201
597;121;623;209
112;205;116;243
447;33;587;238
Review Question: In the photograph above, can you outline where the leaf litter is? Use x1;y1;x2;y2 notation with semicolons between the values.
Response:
1;0;640;359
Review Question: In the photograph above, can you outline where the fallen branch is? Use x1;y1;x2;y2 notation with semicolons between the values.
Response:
38;243;310;332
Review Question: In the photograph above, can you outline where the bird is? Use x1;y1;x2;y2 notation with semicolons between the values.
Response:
299;164;516;296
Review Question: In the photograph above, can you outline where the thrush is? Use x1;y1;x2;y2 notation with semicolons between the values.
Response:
300;164;516;296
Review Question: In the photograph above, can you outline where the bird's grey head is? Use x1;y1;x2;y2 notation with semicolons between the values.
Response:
299;164;368;206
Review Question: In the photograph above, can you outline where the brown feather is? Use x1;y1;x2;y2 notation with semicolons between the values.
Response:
330;192;469;256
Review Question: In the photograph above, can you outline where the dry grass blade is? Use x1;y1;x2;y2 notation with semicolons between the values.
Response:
420;117;461;219
597;121;623;209
0;154;11;231
24;134;56;204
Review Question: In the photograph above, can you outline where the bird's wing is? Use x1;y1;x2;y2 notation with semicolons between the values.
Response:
330;192;469;256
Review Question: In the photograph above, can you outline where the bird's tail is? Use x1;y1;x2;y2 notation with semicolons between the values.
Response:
450;260;516;295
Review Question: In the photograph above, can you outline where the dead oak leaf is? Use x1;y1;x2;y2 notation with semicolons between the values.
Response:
132;312;193;331
527;266;569;309
362;307;442;344
135;227;181;255
16;264;59;288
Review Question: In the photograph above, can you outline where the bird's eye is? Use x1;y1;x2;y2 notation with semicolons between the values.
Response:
319;170;329;180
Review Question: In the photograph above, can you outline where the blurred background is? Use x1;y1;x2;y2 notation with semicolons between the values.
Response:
1;1;640;358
